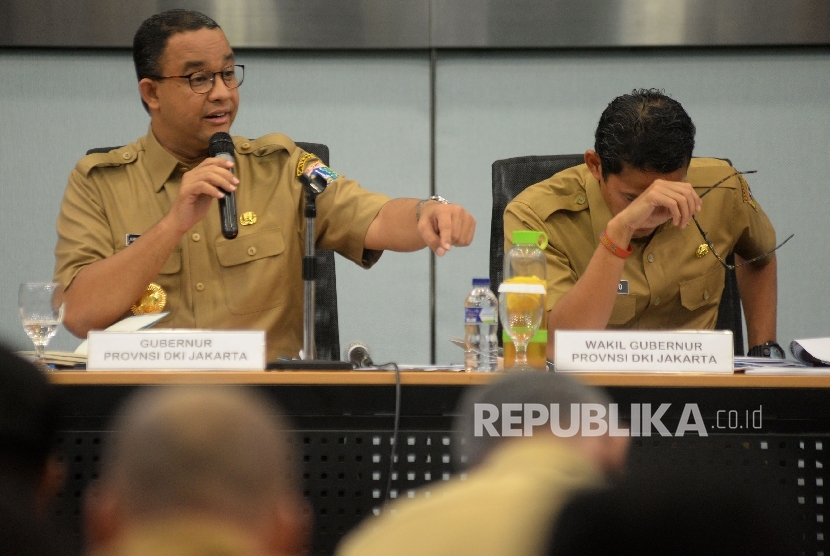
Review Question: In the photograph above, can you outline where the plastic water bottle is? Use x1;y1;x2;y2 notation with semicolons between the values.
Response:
464;278;498;372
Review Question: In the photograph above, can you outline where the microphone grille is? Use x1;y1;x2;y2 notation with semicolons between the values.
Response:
208;132;234;157
347;341;370;357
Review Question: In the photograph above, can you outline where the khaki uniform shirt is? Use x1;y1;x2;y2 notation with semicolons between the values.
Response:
54;130;390;360
504;159;776;329
92;517;267;556
336;437;604;556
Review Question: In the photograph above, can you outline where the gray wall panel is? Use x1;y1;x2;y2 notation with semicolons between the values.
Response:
434;49;830;364
237;52;432;364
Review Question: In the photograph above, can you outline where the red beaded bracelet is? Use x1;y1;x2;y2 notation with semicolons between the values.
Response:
599;230;633;259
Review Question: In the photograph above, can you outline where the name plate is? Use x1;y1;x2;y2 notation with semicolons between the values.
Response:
86;330;266;371
554;330;734;373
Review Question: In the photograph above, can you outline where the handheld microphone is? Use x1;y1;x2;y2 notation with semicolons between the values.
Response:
208;132;238;239
347;341;375;369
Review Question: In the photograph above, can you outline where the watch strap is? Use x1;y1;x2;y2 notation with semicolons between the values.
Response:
747;341;785;358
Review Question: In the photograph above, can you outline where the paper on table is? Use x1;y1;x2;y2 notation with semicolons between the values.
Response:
745;367;830;375
396;364;465;371
734;356;809;369
789;338;830;366
74;312;169;355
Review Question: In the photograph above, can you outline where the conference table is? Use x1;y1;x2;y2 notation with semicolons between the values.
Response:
49;370;830;555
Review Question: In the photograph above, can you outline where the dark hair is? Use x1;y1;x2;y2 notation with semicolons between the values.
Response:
594;88;696;178
132;9;221;112
451;372;611;471
548;468;799;556
0;344;59;487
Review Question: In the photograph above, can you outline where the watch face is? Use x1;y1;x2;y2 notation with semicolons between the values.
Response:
749;342;786;359
766;344;786;359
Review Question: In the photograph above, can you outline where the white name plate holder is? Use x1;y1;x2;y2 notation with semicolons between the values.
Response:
86;330;266;371
554;330;734;373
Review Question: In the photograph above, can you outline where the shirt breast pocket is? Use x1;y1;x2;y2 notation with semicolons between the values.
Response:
679;267;725;313
215;228;286;315
153;251;181;324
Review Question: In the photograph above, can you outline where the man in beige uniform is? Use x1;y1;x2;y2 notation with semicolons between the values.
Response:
54;9;475;361
505;89;779;359
84;386;308;556
336;373;628;556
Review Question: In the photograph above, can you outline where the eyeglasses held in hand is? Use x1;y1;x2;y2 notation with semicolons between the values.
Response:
691;170;794;270
151;64;244;94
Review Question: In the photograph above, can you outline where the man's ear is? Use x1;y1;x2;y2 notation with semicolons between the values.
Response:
261;497;312;556
34;454;66;517
584;150;603;182
83;484;125;552
138;78;161;112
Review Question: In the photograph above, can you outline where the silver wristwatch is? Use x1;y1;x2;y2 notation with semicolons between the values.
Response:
416;195;450;222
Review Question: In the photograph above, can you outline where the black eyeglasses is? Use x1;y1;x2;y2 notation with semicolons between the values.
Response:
151;64;244;94
691;170;793;270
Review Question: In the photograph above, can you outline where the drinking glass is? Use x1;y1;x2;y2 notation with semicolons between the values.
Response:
499;287;544;371
18;282;64;368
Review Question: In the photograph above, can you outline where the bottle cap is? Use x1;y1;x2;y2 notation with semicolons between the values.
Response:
472;278;490;287
511;230;548;249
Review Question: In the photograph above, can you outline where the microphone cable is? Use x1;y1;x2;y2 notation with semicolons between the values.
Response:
373;362;401;504
346;347;401;505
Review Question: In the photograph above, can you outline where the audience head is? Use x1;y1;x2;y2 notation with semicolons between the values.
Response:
132;9;221;112
0;343;63;514
452;372;628;475
593;88;696;179
85;385;307;556
547;468;799;556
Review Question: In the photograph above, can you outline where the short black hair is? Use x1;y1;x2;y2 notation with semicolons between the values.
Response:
0;344;59;487
451;372;611;471
132;9;221;112
594;88;696;178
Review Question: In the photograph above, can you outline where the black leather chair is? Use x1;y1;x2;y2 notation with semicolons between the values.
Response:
489;154;745;355
85;141;343;360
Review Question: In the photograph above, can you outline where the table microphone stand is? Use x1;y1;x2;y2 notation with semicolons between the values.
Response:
267;173;351;370
302;178;319;360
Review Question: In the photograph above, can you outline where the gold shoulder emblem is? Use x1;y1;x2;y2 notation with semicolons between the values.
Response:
740;176;758;212
296;152;316;177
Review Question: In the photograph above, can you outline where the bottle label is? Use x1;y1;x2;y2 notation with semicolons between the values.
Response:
465;307;496;324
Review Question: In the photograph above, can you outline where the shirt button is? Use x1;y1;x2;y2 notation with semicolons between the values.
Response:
191;233;201;242
247;246;257;256
704;290;710;300
575;195;586;205
654;297;661;306
647;253;655;263
240;142;251;150
195;283;205;291
122;152;132;161
179;165;190;173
